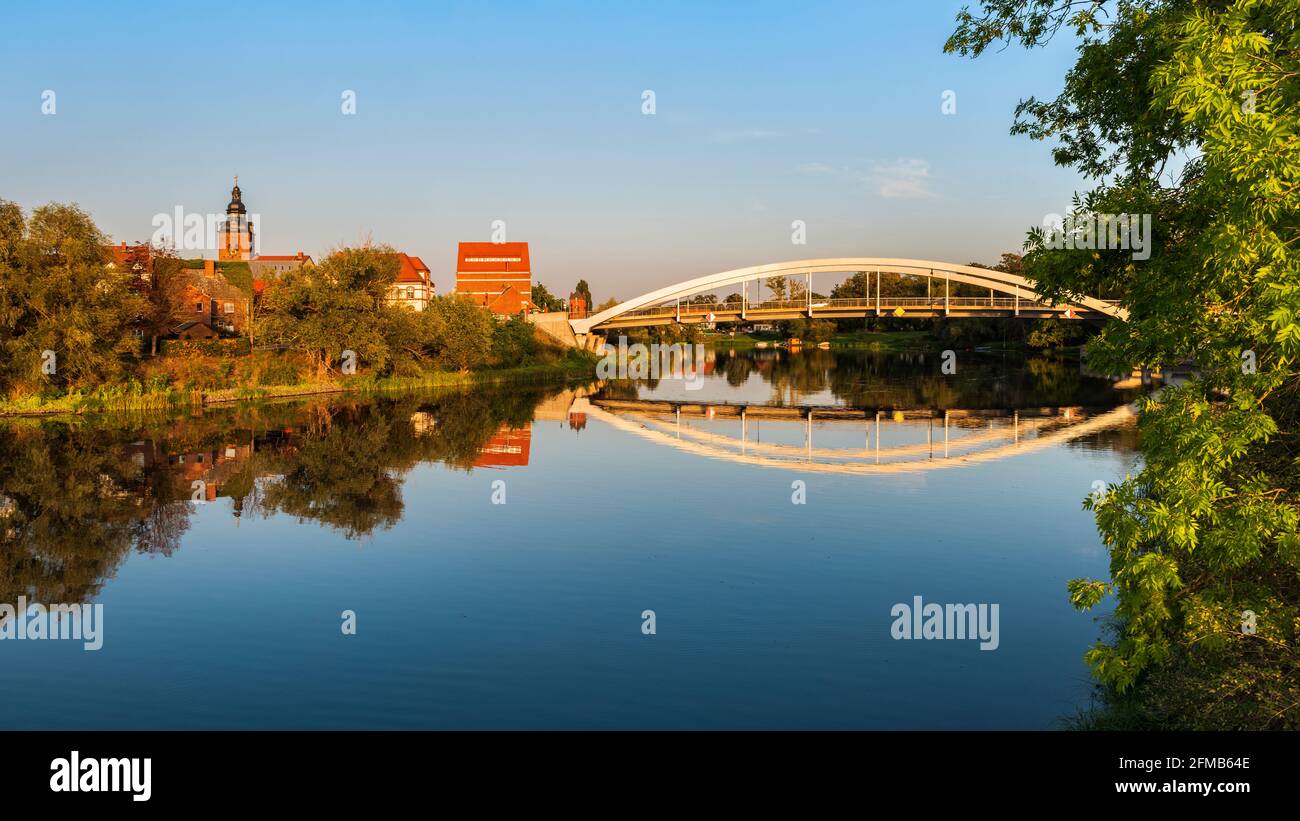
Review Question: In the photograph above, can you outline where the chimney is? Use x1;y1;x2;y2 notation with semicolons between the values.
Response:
204;259;216;276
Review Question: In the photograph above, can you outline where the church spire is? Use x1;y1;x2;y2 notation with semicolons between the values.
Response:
227;176;246;215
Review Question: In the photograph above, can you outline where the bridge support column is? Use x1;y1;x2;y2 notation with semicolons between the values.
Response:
806;411;813;461
875;410;881;464
945;274;950;316
740;408;747;455
875;269;881;316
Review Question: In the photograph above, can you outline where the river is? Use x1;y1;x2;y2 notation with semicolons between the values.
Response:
0;347;1144;728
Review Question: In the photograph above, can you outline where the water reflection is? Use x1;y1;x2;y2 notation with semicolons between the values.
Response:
0;386;570;606
620;345;1145;409
583;400;1136;474
0;349;1140;612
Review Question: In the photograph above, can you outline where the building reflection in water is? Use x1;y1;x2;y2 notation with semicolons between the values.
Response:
0;348;1144;607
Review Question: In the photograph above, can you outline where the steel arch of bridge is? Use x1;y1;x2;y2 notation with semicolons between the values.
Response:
569;257;1126;335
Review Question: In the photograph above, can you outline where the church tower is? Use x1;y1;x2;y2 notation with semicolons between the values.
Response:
218;177;254;261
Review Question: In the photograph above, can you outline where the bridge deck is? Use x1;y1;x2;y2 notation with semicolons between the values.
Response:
591;399;1098;419
594;296;1105;329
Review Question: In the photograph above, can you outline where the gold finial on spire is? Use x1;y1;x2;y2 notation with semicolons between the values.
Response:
234;174;238;187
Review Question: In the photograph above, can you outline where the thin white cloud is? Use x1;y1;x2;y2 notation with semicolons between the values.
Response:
795;158;939;200
869;158;937;200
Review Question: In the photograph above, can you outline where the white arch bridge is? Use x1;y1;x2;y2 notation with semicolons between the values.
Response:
568;258;1126;340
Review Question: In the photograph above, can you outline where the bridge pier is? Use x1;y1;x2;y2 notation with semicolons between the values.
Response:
806;410;813;461
875;410;881;464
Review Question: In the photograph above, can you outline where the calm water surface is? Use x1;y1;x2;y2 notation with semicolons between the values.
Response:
0;348;1142;728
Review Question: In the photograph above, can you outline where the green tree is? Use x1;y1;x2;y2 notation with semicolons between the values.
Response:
0;201;146;396
142;246;190;357
949;0;1300;727
766;275;788;301
530;283;564;312
491;313;538;366
422;295;494;371
256;246;399;377
573;279;593;311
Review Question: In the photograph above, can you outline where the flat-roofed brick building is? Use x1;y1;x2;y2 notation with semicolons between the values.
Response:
455;241;532;315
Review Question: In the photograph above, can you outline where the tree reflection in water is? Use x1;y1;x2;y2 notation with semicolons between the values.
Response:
0;384;581;605
0;348;1141;608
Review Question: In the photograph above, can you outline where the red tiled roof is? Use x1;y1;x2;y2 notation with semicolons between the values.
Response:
255;252;312;262
456;242;530;273
394;252;431;283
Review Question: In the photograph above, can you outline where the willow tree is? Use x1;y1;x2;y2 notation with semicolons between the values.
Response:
948;0;1299;728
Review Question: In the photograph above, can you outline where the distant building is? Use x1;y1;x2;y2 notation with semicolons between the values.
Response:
249;251;312;280
568;292;588;319
455;241;532;316
387;253;434;311
216;179;312;275
218;178;254;261
103;241;153;291
183;260;250;335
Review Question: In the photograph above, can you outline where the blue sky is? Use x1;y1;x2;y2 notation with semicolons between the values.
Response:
0;1;1089;299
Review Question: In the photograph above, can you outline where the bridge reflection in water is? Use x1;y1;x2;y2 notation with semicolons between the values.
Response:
579;397;1135;474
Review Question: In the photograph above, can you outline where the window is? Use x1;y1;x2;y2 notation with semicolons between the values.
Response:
195;302;203;312
407;287;415;300
224;302;234;314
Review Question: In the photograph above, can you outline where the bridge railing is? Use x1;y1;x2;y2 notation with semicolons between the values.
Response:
609;296;1059;319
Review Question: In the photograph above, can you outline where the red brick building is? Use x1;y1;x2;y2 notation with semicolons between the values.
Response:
568;292;588;319
454;242;532;315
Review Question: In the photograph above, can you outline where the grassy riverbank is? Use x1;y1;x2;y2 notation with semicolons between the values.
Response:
0;351;600;418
